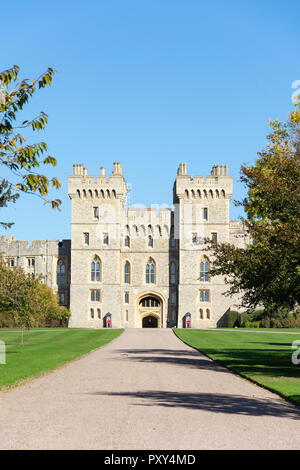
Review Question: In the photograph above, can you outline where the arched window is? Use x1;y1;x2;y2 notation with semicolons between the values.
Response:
90;308;94;319
206;309;210;319
97;308;101;319
57;259;65;285
124;261;131;284
199;309;204;319
125;236;130;247
146;259;155;284
148;235;153;248
170;262;176;284
91;256;101;281
139;296;160;307
200;258;210;282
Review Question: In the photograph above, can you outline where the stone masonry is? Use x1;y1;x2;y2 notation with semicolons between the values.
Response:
0;162;248;328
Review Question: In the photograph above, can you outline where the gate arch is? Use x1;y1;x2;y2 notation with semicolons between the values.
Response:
136;292;164;328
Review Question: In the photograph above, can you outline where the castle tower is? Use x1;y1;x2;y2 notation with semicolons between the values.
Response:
68;163;127;328
173;163;233;328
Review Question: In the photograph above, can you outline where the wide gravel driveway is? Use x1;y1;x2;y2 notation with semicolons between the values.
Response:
1;329;300;450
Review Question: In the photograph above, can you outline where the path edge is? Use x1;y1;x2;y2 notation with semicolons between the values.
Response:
173;329;300;409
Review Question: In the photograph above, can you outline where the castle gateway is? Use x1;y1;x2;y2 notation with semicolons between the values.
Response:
0;163;248;328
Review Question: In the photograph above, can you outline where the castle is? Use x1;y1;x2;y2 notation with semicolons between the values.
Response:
0;162;248;329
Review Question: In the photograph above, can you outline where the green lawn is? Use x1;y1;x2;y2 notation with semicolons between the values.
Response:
0;328;123;388
174;329;300;405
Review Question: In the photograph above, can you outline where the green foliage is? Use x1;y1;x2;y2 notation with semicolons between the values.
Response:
206;101;300;313
245;320;260;328
227;310;240;328
0;179;19;228
0;65;61;228
0;256;68;329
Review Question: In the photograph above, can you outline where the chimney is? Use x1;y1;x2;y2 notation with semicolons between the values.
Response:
112;162;122;176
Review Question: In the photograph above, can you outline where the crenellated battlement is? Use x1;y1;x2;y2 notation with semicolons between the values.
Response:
0;238;70;253
68;162;127;200
174;162;233;201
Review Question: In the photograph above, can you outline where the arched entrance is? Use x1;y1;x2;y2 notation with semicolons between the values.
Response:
137;294;163;328
142;316;158;328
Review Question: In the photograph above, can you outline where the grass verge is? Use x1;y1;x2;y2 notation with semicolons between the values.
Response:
0;328;123;389
174;329;300;405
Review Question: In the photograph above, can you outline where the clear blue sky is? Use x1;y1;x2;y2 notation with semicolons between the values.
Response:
1;0;299;240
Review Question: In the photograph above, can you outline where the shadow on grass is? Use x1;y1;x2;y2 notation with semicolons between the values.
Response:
116;347;300;380
89;390;300;419
200;348;300;380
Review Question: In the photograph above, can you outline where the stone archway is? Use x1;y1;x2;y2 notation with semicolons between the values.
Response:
142;316;158;328
137;293;163;328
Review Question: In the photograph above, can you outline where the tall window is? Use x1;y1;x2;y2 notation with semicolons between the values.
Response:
170;262;176;284
124;292;129;304
146;259;155;284
200;258;209;282
58;292;65;305
211;232;218;243
93;207;99;219
103;233;109;245
91;256;101;281
200;290;210;302
124;261;131;284
125;236;130;247
203;208;208;220
57;259;65;284
90;290;101;301
90;308;94;319
148;235;153;248
84;232;89;245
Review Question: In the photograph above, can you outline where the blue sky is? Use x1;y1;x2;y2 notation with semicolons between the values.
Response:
1;0;300;240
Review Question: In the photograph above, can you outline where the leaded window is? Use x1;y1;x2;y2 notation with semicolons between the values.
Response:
91;256;101;281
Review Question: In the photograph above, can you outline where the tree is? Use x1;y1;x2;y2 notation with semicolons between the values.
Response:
0;65;61;228
0;179;19;229
206;101;300;315
0;257;69;341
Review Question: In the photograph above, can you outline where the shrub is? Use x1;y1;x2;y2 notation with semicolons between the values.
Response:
227;311;240;328
260;317;271;328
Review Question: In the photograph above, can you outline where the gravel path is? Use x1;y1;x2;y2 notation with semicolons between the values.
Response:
0;329;300;450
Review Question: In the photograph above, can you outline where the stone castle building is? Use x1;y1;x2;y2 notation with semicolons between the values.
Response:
0;162;248;329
